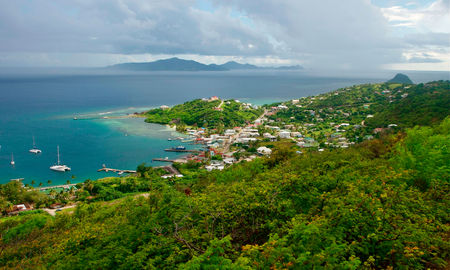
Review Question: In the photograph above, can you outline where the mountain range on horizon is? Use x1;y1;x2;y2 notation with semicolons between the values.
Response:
107;57;304;71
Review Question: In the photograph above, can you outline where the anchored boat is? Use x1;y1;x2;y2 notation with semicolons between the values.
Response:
50;146;71;172
29;136;42;154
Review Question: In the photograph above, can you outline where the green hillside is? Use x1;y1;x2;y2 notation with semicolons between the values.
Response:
0;81;449;269
144;98;263;130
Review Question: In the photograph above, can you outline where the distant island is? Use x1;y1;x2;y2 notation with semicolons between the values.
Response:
387;73;413;84
107;57;303;71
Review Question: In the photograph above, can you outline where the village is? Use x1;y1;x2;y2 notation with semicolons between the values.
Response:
3;83;411;216
159;82;408;172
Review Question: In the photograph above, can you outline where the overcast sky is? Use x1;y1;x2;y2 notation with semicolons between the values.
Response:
0;0;448;71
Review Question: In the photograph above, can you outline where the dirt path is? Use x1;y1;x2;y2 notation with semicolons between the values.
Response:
43;204;77;216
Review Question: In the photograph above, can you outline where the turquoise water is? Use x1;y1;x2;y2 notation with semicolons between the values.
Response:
0;70;448;186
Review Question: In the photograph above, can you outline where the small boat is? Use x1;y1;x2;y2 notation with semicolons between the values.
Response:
168;138;173;141
29;136;42;154
174;146;186;150
10;153;15;166
73;117;78;120
50;146;71;172
118;171;124;175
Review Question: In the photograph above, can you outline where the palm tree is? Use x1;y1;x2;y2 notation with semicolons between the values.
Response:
66;180;71;185
39;182;43;187
47;180;52;185
49;189;57;198
31;180;36;186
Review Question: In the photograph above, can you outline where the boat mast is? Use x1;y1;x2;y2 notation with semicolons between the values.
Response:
32;136;36;148
57;146;60;165
11;153;14;162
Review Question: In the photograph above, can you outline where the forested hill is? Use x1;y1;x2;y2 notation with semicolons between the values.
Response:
144;98;263;130
0;81;449;269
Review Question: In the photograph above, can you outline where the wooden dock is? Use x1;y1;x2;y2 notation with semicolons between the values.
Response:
97;168;137;174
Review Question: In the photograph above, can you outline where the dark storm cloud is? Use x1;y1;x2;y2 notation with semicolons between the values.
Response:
0;0;273;56
0;0;447;70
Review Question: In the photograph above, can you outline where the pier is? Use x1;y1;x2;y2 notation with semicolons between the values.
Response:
164;148;201;153
97;168;137;174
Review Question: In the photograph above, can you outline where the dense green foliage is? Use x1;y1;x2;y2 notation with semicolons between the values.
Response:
1;118;448;269
1;81;448;269
145;99;263;129
0;182;49;214
367;81;450;128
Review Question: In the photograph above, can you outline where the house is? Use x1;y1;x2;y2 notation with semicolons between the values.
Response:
223;157;237;165
263;133;277;141
236;137;258;144
292;99;299;104
257;146;272;155
160;105;170;110
224;129;236;136
279;130;291;139
205;161;225;171
14;204;27;211
210;96;219;101
373;128;385;134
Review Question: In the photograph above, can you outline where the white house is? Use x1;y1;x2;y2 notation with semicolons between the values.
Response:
279;130;291;139
224;129;236;136
257;146;272;155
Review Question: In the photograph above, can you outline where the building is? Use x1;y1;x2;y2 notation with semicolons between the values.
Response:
224;129;236;136
263;133;277;141
257;146;272;155
279;130;291;139
160;105;170;110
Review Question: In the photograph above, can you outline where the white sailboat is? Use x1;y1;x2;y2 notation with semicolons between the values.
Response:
50;146;71;172
29;136;42;154
10;153;15;166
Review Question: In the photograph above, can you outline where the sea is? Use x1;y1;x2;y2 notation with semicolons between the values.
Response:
0;69;448;186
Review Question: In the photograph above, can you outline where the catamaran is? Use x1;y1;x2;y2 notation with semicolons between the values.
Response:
10;153;15;165
50;146;71;172
29;136;42;154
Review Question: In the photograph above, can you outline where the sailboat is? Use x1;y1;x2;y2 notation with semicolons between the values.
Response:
49;146;71;172
10;153;15;166
29;136;42;154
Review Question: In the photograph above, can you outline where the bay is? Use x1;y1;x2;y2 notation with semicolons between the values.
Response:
0;70;448;186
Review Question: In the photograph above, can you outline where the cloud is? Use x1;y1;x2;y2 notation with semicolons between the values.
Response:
0;0;273;56
408;57;443;63
0;0;447;70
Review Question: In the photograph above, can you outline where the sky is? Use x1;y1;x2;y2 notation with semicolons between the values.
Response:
0;0;448;71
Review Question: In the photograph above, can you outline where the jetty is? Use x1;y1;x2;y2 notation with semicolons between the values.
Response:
97;168;137;174
164;148;201;153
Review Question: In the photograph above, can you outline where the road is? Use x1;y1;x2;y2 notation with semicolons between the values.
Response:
223;109;267;153
43;204;77;216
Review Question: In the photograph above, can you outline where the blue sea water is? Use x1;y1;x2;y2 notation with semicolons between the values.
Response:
0;70;448;186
